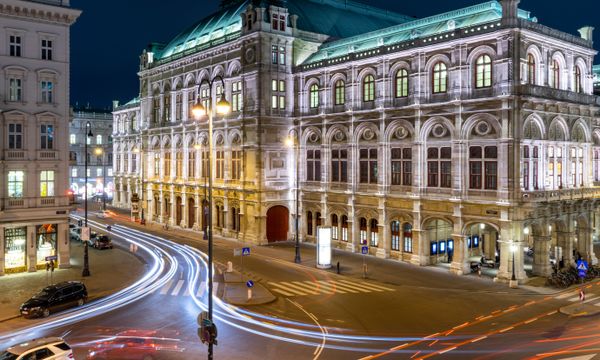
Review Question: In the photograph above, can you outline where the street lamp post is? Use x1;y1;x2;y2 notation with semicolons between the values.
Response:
191;76;230;359
94;148;107;211
82;121;93;277
285;135;301;264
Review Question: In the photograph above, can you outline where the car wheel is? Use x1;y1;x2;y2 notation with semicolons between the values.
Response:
77;298;85;306
42;308;50;318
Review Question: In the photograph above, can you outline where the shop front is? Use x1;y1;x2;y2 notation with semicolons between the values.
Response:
36;224;58;269
4;227;27;273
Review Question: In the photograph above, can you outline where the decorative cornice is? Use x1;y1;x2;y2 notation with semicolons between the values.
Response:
0;0;81;25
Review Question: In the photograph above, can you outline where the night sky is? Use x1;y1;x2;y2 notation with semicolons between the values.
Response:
69;0;600;109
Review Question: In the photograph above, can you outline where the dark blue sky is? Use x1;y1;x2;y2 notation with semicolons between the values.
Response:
70;0;600;109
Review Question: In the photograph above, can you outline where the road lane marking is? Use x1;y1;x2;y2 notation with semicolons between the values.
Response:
471;336;487;343
568;296;582;302
160;280;173;295
556;292;577;299
271;288;297;296
171;279;184;296
278;281;321;295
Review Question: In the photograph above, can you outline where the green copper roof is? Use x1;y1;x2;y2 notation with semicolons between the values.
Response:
156;0;414;61
593;65;600;85
302;1;533;65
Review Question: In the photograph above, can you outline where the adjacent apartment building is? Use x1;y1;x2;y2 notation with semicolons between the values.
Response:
113;0;600;284
0;0;80;275
69;107;114;202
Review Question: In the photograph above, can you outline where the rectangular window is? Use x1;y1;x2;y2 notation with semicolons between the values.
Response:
108;168;113;177
391;222;400;251
232;81;242;112
231;150;242;180
331;149;347;183
40;125;54;150
428;147;452;188
8;171;24;198
306;150;321;181
279;46;286;65
391;148;412;186
216;151;224;179
164;152;171;177
96;168;102;177
41;39;53;60
9;78;22;102
271;45;278;64
8;123;22;149
71;168;77;177
188;151;196;178
131;154;137;173
202;151;209;178
175;152;182;178
359;148;378;184
485;162;497;190
41;81;54;103
40;170;55;197
87;168;91;177
70;134;76;145
9;35;21;57
154;153;160;176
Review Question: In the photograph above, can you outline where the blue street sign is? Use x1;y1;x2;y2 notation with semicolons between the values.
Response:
45;255;58;261
246;280;254;288
577;260;588;278
361;246;369;255
242;247;251;256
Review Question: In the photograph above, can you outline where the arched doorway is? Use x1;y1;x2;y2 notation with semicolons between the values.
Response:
164;197;170;222
188;198;195;229
267;206;289;243
153;196;159;217
175;196;182;226
424;219;453;265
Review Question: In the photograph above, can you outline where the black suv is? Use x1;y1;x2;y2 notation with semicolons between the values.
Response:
93;234;113;249
20;281;88;318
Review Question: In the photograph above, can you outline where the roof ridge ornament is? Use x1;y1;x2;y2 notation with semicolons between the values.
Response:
500;0;520;26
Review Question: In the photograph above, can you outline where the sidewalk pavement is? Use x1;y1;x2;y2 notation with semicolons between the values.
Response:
222;271;276;306
102;206;538;297
0;239;146;322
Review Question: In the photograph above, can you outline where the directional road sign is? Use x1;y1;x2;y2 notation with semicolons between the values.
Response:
577;259;589;278
242;247;251;256
45;255;58;261
246;280;254;288
361;246;369;255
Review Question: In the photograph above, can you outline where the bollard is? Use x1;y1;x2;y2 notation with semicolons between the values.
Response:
247;288;252;300
336;261;340;274
227;261;233;273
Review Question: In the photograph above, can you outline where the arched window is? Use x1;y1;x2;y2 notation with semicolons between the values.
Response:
432;62;447;94
309;84;319;108
307;211;313;236
334;80;345;105
550;59;560;89
391;221;400;251
395;69;408;98
527;53;536;84
316;212;322;228
360;217;367;245
341;215;348;242
403;223;413;253
475;55;492;88
331;214;339;240
363;75;375;102
574;66;583;93
370;219;379;247
96;135;103;144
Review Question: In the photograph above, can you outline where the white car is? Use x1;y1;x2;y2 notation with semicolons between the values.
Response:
0;337;73;359
95;210;111;219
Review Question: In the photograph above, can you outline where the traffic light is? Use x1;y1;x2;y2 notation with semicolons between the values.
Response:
197;311;218;345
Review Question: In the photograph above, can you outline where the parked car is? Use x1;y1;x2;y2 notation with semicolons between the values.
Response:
83;231;99;246
93;234;113;250
20;281;88;318
0;337;73;360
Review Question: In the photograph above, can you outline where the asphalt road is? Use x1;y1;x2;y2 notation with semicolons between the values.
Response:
2;211;600;360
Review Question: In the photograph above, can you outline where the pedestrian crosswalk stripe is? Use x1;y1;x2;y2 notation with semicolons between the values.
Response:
331;281;372;293
182;284;191;297
314;281;348;294
271;287;298;297
197;281;206;298
556;292;577;299
568;296;581;302
360;282;396;292
338;280;384;292
160;280;173;295
278;281;321;295
583;296;599;304
269;282;307;296
171;280;185;296
317;280;358;293
294;281;335;295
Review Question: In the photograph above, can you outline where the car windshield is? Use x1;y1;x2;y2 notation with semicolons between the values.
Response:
98;236;110;242
0;351;19;360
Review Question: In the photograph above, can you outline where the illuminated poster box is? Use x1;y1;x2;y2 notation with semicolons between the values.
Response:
317;227;332;269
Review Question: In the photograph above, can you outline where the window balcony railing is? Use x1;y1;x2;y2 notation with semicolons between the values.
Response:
38;150;58;160
521;187;600;202
517;84;600;106
5;150;26;161
3;196;67;210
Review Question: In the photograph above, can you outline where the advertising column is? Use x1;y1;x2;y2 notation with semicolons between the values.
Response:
317;227;332;269
57;223;70;269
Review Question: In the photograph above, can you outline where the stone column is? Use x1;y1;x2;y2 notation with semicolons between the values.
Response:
580;225;598;265
532;234;552;277
376;215;390;259
561;231;575;266
347;218;358;252
450;234;469;275
496;239;527;283
57;223;70;269
410;229;426;266
0;226;4;276
27;225;37;272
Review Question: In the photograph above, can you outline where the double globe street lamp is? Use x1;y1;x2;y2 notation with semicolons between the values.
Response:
191;76;230;359
82;121;93;277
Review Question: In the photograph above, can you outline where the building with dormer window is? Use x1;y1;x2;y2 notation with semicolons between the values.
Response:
113;0;600;284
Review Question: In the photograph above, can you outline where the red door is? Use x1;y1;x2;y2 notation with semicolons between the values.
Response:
267;206;289;243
